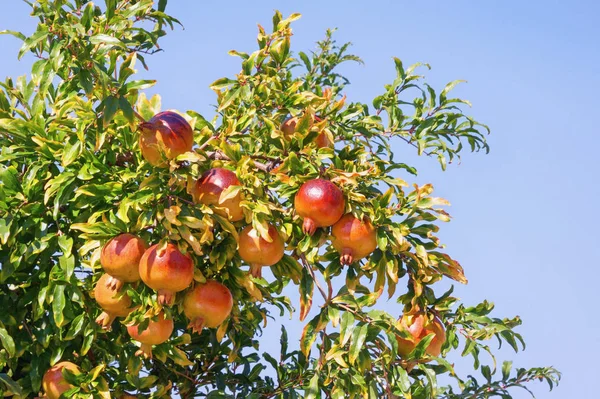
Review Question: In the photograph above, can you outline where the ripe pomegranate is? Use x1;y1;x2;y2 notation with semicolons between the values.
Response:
396;313;446;358
94;273;132;330
42;361;80;399
331;214;377;265
100;233;147;291
238;224;285;278
139;111;194;167
127;311;174;359
294;179;345;236
183;280;233;333
139;243;194;305
193;168;244;222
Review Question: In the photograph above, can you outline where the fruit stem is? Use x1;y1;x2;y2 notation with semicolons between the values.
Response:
135;343;153;359
95;312;115;331
105;275;124;292
340;248;354;265
302;218;317;236
188;317;205;334
249;264;263;279
157;289;175;306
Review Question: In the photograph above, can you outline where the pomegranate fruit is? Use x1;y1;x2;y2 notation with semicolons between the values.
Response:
294;179;345;235
42;361;80;399
139;111;194;167
100;233;147;291
94;273;132;330
396;313;446;358
183;280;233;333
331;214;377;265
238;224;285;278
193;168;244;222
127;311;174;358
138;243;194;305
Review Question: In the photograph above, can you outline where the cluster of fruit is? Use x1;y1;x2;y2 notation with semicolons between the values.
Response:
41;110;445;398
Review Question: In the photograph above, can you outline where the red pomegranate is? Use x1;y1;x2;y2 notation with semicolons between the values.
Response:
238;224;285;278
138;243;194;305
127;312;174;359
42;361;80;399
331;214;377;265
183;280;234;333
139;111;194;167
294;179;345;236
193;168;244;222
94;273;132;330
396;313;446;359
100;233;147;291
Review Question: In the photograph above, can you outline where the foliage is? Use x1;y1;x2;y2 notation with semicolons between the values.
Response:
0;1;559;398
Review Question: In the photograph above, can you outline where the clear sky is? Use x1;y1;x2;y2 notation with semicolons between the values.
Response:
2;1;599;398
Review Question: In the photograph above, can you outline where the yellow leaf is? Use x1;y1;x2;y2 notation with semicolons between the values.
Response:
178;225;203;256
164;206;182;226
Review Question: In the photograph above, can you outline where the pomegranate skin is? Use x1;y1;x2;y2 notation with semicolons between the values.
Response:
42;361;80;399
138;243;194;305
193;168;244;222
100;233;147;291
127;312;174;359
294;179;345;235
183;280;234;333
238;224;285;278
139;111;194;167
396;313;446;358
331;214;377;265
94;274;132;330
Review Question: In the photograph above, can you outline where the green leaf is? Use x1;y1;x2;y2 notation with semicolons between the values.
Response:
78;68;93;95
299;267;314;322
62;141;81;167
348;323;368;364
119;96;135;124
217;87;241;112
18;28;48;59
0;326;16;357
89;34;127;49
0;30;26;40
101;95;119;127
0;374;22;396
304;373;320;399
339;311;355;347
52;285;67;328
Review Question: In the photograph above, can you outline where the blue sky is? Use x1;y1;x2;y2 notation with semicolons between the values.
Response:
2;1;599;397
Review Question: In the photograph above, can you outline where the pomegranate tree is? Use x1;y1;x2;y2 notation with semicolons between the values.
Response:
100;233;147;291
138;243;194;305
294;178;345;235
331;214;377;265
183;280;234;333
